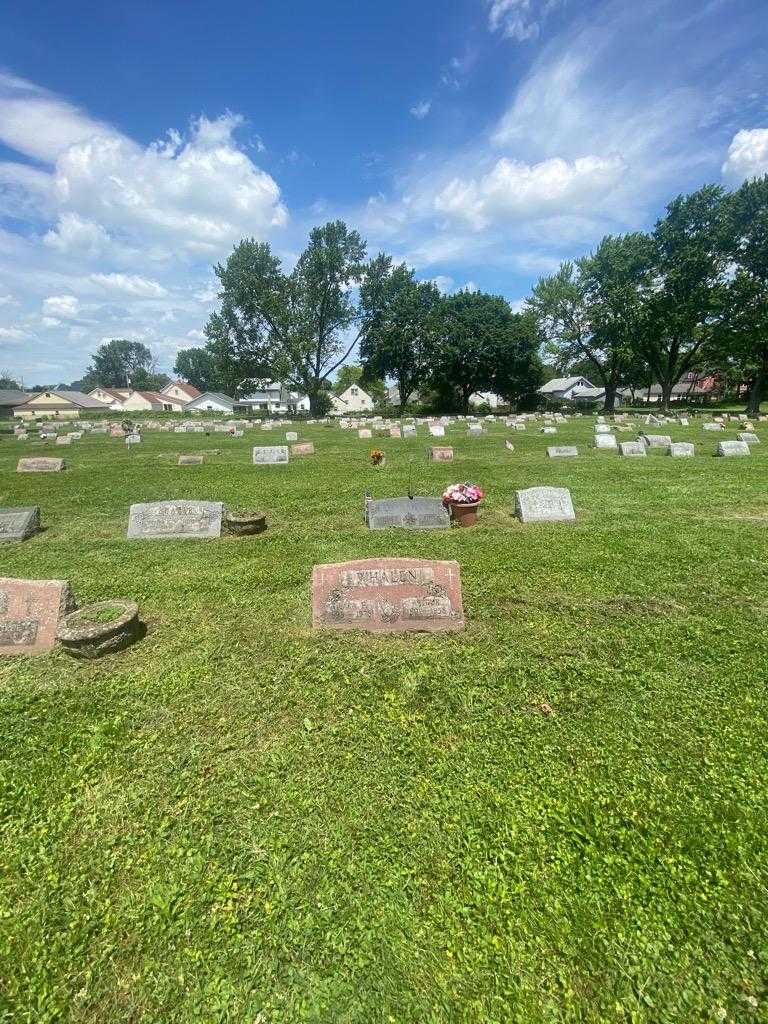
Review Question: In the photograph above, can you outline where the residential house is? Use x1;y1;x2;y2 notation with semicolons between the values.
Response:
162;380;201;404
117;390;188;412
237;383;309;414
0;390;31;419
13;390;110;420
538;376;605;403
88;386;131;407
185;392;237;414
469;391;506;409
331;385;375;415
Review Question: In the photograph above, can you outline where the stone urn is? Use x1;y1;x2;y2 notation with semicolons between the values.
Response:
56;599;141;659
225;510;268;536
447;500;481;528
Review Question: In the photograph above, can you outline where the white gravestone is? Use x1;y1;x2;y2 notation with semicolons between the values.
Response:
593;434;618;449
738;433;759;445
547;446;578;458
619;441;646;457
515;487;575;523
252;446;289;464
668;443;694;457
717;440;750;457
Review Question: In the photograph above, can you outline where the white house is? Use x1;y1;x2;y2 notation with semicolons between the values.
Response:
162;380;201;404
185;392;237;414
88;387;187;412
538;376;605;403
331;385;375;415
88;386;131;407
238;383;309;414
469;391;505;409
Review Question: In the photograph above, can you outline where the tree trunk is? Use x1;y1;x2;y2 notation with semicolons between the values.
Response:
660;381;673;413
746;349;767;416
602;384;617;414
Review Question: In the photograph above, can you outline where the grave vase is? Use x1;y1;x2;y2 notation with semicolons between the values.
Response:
447;500;481;528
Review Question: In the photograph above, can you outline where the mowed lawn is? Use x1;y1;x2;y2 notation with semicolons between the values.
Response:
1;417;767;1024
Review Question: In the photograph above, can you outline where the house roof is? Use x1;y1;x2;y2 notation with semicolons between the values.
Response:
570;386;605;399
89;387;128;401
163;380;201;399
0;389;30;407
538;376;592;395
188;392;235;407
18;390;110;409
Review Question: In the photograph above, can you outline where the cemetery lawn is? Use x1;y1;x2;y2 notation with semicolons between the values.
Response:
2;418;768;1024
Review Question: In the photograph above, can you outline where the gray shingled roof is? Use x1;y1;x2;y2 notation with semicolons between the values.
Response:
0;390;30;407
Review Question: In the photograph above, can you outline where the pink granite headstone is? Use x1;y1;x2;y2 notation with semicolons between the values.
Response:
0;578;75;655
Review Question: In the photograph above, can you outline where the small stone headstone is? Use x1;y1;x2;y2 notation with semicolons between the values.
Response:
594;424;611;434
738;433;759;444
645;414;662;426
429;446;453;461
291;442;315;456
593;434;618;449
55;435;72;446
312;557;464;633
668;442;694;457
0;577;75;655
703;422;724;431
514;423;526;431
178;455;204;465
678;417;689;426
429;425;445;438
468;424;483;437
717;440;750;457
358;428;373;439
17;458;65;473
403;425;417;438
619;441;646;457
547;446;578;458
128;500;224;539
285;431;298;442
641;434;672;448
366;496;450;530
125;433;141;445
515;486;575;523
0;507;40;543
252;446;289;464
389;427;402;438
540;426;557;434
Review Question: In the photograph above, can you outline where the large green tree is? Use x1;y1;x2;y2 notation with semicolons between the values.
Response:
634;185;729;412
82;339;167;391
529;233;653;414
430;291;540;414
173;347;222;393
360;265;442;416
721;175;768;415
204;222;391;414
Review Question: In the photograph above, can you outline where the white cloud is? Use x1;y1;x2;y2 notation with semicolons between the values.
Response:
0;294;13;307
722;128;768;181
43;213;112;257
487;0;560;42
430;275;454;293
434;154;625;229
410;101;432;120
0;327;26;341
42;294;80;318
88;273;168;298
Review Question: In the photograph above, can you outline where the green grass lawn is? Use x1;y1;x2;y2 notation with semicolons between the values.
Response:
1;416;767;1023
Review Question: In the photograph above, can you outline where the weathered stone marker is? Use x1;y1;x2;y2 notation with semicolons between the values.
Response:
547;446;578;458
703;422;724;431
594;424;611;434
429;425;445;438
515;486;575;523
125;433;141;445
127;500;224;539
403;425;417;438
593;433;618;449
291;442;315;456
252;446;289;464
358;428;373;439
641;434;672;448
429;446;454;461
738;433;760;444
540;426;557;434
389;427;402;438
178;455;204;465
668;442;694;457
17;457;65;473
0;507;40;543
0;577;75;655
285;431;298;442
717;440;750;457
312;557;464;633
619;441;646;457
365;496;450;530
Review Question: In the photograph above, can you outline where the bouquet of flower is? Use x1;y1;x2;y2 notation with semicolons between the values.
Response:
442;482;485;506
370;448;385;466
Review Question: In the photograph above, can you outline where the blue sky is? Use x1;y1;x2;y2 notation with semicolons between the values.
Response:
0;0;767;383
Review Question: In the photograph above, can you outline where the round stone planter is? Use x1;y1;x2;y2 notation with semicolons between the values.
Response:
225;510;267;536
56;599;141;659
448;500;481;527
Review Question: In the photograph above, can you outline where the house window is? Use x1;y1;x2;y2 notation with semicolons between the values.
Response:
163;403;172;411
351;387;358;396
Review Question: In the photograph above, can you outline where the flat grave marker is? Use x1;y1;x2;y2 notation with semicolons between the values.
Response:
642;434;673;448
252;446;289;465
738;433;760;444
668;442;694;457
0;577;75;655
515;486;576;523
312;557;464;633
620;441;646;457
17;457;65;473
717;440;750;457
291;442;315;456
178;455;204;465
548;446;578;458
285;431;298;442
0;507;40;543
366;496;450;530
358;428;373;439
429;446;454;461
127;500;224;540
593;434;618;449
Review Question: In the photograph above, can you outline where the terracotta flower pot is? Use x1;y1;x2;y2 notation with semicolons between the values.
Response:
448;500;481;527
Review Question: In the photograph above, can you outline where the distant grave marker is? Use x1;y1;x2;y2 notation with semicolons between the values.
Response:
593;434;618;449
312;557;464;633
358;428;373;439
547;446;578;458
668;442;694;457
291;442;315;455
0;577;75;655
429;446;454;461
429;425;445;438
285;431;298;442
619;441;646;457
717;440;750;457
515;486;575;523
540;426;557;434
127;500;224;539
178;455;204;465
738;433;760;444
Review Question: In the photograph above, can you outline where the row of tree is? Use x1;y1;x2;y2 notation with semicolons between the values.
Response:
174;175;768;416
530;176;768;413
